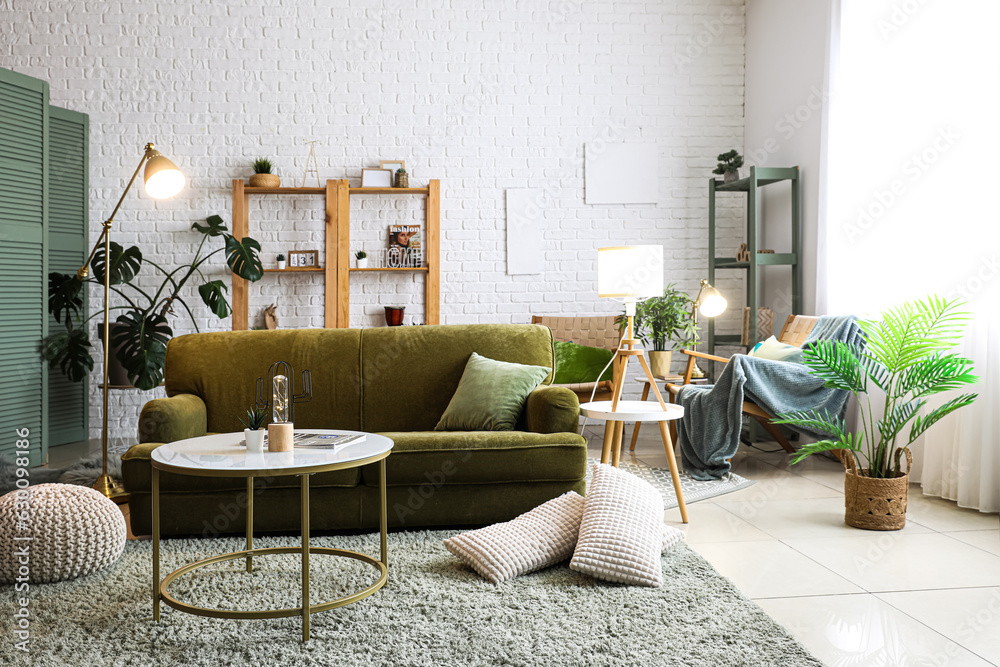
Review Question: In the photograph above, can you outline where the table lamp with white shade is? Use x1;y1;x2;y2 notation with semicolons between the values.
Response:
596;245;671;412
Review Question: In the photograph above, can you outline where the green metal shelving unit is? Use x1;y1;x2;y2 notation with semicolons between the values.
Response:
707;165;802;370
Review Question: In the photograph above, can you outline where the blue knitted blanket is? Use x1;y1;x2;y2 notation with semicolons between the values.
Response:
675;315;863;480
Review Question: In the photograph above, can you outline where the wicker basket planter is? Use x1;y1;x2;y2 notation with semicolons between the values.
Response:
249;173;280;188
840;448;912;531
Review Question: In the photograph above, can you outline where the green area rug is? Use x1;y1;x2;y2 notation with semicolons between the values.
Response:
3;531;820;666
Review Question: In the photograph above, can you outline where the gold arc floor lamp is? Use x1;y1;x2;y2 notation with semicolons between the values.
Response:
687;279;728;379
77;143;185;499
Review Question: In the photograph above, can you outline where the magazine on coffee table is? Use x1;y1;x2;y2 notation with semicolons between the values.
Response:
292;432;367;448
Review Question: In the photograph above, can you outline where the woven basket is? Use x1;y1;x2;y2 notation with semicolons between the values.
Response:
249;173;280;188
840;448;912;531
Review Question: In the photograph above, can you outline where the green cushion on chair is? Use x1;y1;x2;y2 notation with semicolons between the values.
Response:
435;353;551;431
552;341;614;384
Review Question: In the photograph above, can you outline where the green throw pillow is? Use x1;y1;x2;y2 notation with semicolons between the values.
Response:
435;352;551;431
552;341;614;384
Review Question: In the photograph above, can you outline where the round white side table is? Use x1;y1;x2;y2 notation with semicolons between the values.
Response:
580;400;688;523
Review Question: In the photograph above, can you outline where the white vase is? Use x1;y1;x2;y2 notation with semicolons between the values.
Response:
356;257;368;268
277;260;286;270
245;428;266;453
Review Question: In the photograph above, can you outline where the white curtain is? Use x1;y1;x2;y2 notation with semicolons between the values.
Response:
825;0;1000;511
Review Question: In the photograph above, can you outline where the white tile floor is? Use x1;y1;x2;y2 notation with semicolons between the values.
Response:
585;424;1000;667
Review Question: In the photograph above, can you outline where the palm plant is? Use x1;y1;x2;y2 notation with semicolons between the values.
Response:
44;214;264;390
774;296;978;478
617;284;699;352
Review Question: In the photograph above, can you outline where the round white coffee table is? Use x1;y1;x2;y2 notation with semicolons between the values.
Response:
580;400;688;523
150;429;393;641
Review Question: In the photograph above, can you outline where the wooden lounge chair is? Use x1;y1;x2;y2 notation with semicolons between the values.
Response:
531;315;622;403
659;314;820;453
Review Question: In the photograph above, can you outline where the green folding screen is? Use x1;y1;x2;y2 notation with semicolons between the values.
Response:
47;106;89;447
0;68;90;464
0;68;49;466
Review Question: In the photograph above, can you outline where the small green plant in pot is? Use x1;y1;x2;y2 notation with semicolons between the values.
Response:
239;406;269;452
774;296;978;530
355;249;368;269
713;149;744;184
617;284;700;378
249;157;280;188
276;253;286;270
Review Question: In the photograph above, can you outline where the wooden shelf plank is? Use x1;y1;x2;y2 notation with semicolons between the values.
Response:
349;267;429;272
263;267;325;273
348;187;429;195
245;186;326;195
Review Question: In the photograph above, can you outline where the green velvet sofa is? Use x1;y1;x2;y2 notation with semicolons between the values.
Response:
122;324;587;536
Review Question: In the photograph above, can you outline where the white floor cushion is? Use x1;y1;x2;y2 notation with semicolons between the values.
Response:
444;491;585;583
570;463;667;587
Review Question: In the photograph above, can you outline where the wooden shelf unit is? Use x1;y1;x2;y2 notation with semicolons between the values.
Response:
230;179;440;330
333;179;440;328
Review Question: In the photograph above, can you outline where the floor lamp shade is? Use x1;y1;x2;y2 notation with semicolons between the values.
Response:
597;245;663;299
143;153;185;199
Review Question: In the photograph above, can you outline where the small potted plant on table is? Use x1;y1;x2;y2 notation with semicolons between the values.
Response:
355;250;368;268
239;407;269;453
713;150;744;184
775;296;978;530
249;157;280;188
276;253;286;270
619;284;699;378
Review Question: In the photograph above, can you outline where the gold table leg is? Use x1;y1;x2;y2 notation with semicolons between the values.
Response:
246;476;254;573
611;420;625;468
380;459;388;566
301;473;311;641
152;467;160;621
600;421;614;464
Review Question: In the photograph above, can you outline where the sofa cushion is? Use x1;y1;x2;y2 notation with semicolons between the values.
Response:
121;442;359;494
360;324;555;432
164;329;363;434
435;353;551;432
360;431;587;487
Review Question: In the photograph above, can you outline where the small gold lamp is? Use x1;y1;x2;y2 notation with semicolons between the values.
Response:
688;279;728;378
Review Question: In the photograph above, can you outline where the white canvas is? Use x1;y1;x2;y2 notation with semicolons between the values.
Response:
585;142;659;204
506;189;545;275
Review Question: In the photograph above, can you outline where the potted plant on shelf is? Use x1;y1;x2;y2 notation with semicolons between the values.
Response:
276;253;286;270
713;149;744;184
249;157;280;188
775;296;978;531
355;250;368;269
618;284;700;377
45;214;264;390
239;406;268;453
395;167;409;188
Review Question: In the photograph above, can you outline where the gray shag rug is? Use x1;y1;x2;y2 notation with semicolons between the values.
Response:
3;531;821;666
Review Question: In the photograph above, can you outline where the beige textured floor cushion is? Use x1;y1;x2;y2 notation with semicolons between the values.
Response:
0;484;127;584
569;463;673;587
445;471;683;584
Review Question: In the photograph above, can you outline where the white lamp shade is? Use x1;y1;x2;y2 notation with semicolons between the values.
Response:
597;245;664;299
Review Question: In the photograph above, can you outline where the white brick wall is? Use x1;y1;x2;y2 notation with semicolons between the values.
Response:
3;0;747;442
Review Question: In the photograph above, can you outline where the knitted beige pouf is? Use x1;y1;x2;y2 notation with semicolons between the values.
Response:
0;483;126;584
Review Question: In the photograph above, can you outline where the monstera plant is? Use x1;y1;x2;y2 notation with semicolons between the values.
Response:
44;215;263;390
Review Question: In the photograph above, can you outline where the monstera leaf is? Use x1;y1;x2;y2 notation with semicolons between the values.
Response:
198;280;230;318
111;311;172;390
49;272;84;324
224;234;263;281
42;329;94;382
91;242;142;285
192;214;228;237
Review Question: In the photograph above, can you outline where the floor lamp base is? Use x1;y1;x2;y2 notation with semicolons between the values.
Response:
94;473;128;503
